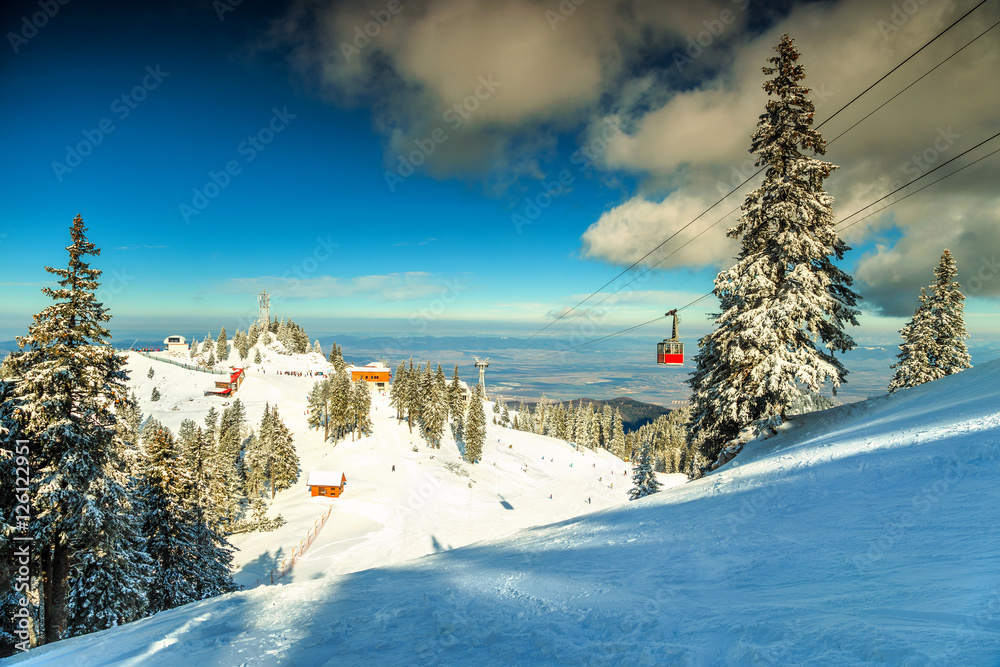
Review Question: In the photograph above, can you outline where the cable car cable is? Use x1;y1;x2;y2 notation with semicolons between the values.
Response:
520;20;1000;344
521;131;1000;359
502;0;994;354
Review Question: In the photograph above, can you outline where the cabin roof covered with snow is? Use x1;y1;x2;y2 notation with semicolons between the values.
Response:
306;471;346;488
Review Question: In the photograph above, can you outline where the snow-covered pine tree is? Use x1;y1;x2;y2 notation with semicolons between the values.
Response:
447;365;464;421
207;350;216;367
147;367;154;379
267;408;298;498
204;406;219;447
139;423;236;613
1;215;152;642
889;249;972;392
216;399;248;528
501;404;510;427
216;327;228;362
464;383;487;463
390;361;407;421
421;369;446;449
189;340;198;359
306;379;329;438
611;409;626;460
404;358;418;433
629;441;661;500
254;348;262;364
353;378;373;440
329;370;352;442
151;386;161;402
313;340;323;356
687;33;860;466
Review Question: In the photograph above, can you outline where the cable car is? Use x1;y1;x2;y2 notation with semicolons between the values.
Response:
657;309;683;366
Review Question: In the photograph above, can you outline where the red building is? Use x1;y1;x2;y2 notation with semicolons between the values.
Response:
307;471;347;498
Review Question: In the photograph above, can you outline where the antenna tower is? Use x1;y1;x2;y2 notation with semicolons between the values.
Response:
474;357;490;392
258;289;270;333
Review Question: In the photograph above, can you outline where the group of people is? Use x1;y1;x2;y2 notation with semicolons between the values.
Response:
258;369;323;377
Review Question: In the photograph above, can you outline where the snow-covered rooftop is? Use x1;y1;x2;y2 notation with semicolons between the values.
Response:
306;471;346;487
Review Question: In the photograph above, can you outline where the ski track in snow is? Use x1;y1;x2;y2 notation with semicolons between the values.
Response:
6;353;1000;665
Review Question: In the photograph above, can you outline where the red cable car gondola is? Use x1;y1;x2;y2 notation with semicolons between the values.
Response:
657;309;683;366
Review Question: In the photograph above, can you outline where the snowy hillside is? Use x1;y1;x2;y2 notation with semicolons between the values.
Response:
8;358;1000;665
120;350;651;588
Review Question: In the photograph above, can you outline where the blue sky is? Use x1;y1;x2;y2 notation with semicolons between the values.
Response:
2;0;998;350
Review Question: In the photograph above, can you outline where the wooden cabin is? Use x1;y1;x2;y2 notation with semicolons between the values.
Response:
205;368;245;397
307;471;347;498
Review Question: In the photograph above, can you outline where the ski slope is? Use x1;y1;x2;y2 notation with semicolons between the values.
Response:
8;356;1000;665
119;349;654;588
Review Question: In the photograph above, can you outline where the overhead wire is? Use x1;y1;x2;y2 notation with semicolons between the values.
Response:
505;0;998;357
503;0;995;354
525;130;1000;359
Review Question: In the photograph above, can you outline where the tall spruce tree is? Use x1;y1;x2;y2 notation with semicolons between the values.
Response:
687;34;860;466
216;327;229;362
629;441;661;500
464;384;487;463
352;378;373;440
1;215;152;642
889;249;972;392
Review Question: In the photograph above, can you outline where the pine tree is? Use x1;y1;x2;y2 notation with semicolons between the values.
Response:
147;367;154;379
140;424;236;613
629;441;661;500
313;340;323;356
150;386;161;402
329;370;352;442
447;365;464;421
267;408;298;498
254;348;262;364
216;327;229;362
1;215;152;642
889;249;972;392
207;350;216;367
390;361;407;421
465;384;487;463
687;34;860;465
611;409;626;460
353;378;373;440
204;407;219;447
189;340;198;359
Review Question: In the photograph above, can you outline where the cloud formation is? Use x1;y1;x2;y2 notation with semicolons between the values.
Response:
269;0;1000;314
223;272;446;301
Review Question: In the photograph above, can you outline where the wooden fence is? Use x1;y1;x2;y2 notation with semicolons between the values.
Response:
256;503;335;587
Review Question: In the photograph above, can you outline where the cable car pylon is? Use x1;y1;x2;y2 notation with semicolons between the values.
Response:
657;309;684;366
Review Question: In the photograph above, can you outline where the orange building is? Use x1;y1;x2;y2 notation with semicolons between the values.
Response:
307;471;347;498
346;362;392;391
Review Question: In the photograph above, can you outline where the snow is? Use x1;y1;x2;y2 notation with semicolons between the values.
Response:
8;355;1000;665
304;470;346;488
